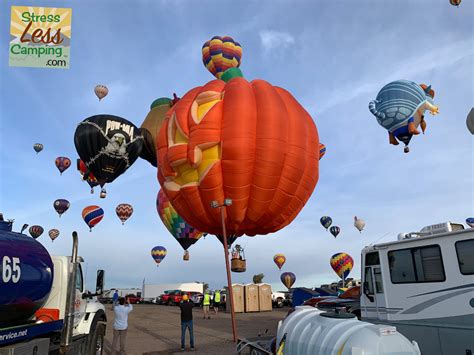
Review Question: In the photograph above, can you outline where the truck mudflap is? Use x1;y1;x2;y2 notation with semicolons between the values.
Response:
0;320;63;347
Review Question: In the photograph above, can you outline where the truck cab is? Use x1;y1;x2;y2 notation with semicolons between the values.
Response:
360;222;474;354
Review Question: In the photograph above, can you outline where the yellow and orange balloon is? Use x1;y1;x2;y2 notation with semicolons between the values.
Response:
273;254;286;270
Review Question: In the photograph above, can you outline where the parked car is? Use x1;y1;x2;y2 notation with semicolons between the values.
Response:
159;289;179;305
188;292;204;306
125;294;142;304
316;286;361;318
272;291;287;308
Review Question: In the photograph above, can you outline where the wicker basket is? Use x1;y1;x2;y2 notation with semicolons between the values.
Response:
231;258;246;272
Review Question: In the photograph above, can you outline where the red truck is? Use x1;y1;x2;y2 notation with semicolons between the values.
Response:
125;294;142;304
169;291;203;305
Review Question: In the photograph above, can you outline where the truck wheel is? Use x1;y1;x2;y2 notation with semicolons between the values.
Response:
276;298;284;308
89;322;106;355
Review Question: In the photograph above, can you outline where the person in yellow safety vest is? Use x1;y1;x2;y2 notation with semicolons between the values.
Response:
202;290;211;319
213;290;221;315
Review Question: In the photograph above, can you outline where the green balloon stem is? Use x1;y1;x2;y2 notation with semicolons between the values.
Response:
150;97;172;110
221;68;243;83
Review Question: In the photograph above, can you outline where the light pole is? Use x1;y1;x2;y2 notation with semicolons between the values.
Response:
211;198;238;343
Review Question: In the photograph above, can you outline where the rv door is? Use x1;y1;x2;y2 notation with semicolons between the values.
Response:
362;252;387;320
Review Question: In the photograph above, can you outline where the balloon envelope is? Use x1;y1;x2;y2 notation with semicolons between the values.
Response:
330;226;340;238
202;36;242;79
29;225;44;239
466;108;474;135
330;253;354;280
116;203;133;224
33;143;43;153
280;272;296;289
74;115;144;187
157;190;204;250
354;216;366;232
55;157;71;175
320;216;332;230
94;85;108;101
82;206;104;230
53;199;70;217
151;246;167;266
273;254;286;270
48;229;60;241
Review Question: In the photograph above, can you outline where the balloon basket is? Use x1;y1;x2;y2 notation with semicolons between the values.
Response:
183;253;190;261
231;258;246;273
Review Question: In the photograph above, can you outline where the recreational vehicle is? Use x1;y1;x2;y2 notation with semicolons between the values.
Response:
360;222;474;354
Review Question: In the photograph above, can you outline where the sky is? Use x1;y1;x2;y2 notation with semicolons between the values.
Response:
0;0;473;293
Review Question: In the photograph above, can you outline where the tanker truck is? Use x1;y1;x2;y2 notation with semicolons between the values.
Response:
0;216;107;354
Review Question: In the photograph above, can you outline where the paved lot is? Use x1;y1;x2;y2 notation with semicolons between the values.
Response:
104;304;288;354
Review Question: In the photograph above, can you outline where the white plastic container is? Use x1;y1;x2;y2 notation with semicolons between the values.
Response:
276;306;421;355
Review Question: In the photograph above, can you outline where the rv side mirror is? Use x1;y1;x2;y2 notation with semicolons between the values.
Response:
96;270;105;295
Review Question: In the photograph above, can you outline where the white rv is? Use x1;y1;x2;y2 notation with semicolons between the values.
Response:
360;222;474;355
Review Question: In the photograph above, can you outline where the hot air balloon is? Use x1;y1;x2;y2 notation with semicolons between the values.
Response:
156;189;204;259
94;84;108;101
157;39;320;238
273;254;286;270
330;226;340;238
53;199;70;217
319;143;326;160
77;159;100;193
320;216;332;230
202;36;242;80
151;246;167;267
354;216;365;232
330;253;354;286
369;80;439;153
29;225;44;239
466;108;474;135
466;218;474;228
82;206;104;231
48;229;60;242
140;97;173;167
280;272;296;289
116;203;133;225
33;143;43;153
450;0;461;6
55;157;71;175
74;115;144;193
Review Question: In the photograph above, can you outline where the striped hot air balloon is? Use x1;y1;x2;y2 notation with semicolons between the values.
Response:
151;246;167;267
116;203;133;225
319;143;326;160
202;36;242;79
29;225;44;239
330;226;340;238
280;272;296;289
48;229;60;242
82;205;104;231
330;253;354;281
273;254;286;270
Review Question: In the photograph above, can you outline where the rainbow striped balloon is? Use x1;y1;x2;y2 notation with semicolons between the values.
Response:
151;246;167;267
319;143;326;160
330;252;354;280
157;190;204;251
82;205;104;231
202;36;242;79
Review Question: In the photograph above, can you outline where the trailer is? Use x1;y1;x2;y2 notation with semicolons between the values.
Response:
0;217;107;354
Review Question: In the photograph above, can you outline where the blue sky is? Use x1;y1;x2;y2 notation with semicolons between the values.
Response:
0;0;473;292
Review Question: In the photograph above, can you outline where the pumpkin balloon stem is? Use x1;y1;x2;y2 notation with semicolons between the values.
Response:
221;68;244;83
171;93;180;106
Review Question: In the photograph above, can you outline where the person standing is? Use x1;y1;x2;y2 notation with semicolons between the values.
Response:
112;297;133;355
113;290;119;305
179;294;195;351
213;290;221;315
202;290;211;319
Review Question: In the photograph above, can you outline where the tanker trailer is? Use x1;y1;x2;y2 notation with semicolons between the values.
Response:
275;306;421;355
0;216;107;354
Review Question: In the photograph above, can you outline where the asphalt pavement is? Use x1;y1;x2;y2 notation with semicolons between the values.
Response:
104;304;288;354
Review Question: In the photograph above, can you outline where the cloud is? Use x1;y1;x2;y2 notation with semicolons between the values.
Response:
259;30;295;52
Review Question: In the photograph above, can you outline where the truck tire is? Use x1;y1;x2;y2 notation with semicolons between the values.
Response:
276;298;284;308
88;322;106;355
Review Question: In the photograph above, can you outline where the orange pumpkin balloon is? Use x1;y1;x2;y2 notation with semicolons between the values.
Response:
157;77;319;236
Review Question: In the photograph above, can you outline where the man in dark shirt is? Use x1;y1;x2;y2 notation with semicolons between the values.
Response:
179;293;195;351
